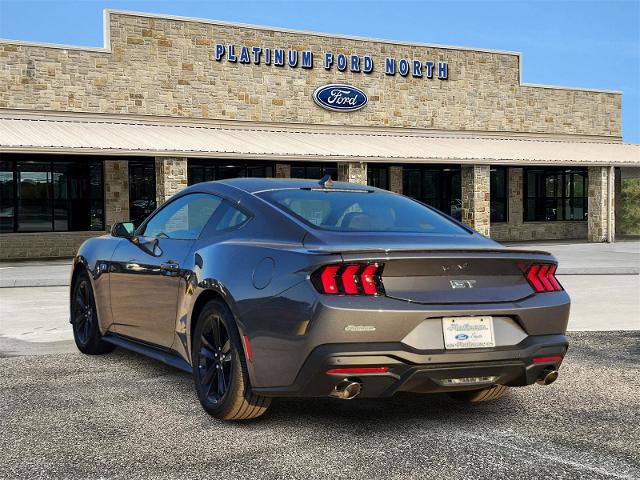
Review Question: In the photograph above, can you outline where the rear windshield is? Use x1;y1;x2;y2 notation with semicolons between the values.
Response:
258;189;469;234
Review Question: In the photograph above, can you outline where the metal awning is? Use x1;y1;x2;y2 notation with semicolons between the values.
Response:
1;111;638;166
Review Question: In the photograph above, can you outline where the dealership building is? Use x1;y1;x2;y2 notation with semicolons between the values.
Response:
0;10;639;259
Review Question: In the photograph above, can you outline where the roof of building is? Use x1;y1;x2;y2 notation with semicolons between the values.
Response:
1;110;638;167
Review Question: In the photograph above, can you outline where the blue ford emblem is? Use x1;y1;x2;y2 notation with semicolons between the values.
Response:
455;334;469;341
312;84;368;112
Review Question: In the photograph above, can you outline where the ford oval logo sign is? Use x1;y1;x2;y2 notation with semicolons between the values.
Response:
455;334;469;341
312;84;368;112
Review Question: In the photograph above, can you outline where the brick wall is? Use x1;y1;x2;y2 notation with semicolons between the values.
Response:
0;11;621;137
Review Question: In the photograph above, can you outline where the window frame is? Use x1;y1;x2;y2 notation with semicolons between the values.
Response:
367;164;390;190
523;167;588;222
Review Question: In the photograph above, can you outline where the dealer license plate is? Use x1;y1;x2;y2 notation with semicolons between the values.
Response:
442;316;495;349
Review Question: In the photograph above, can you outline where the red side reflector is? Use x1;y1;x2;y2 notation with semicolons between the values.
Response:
532;355;562;364
326;367;389;375
341;265;360;295
360;265;378;295
320;265;340;294
242;335;253;363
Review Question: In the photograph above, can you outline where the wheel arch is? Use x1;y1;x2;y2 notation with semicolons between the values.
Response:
188;288;253;381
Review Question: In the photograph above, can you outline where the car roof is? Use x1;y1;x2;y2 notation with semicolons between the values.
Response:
212;177;376;194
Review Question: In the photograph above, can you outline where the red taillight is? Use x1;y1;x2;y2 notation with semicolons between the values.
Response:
326;367;389;375
320;265;340;294
341;264;360;295
532;355;563;364
525;263;562;293
360;265;379;295
313;264;384;296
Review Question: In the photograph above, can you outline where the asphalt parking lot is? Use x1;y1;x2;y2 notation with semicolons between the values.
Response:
0;241;638;479
0;332;638;480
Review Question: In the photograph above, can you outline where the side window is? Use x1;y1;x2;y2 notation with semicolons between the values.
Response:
143;193;222;239
213;202;250;232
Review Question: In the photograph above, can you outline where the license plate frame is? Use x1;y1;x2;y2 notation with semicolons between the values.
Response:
442;316;496;349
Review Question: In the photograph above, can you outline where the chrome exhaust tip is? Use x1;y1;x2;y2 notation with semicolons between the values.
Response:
329;379;362;400
536;369;559;386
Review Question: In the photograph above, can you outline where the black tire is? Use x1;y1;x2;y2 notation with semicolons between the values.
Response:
447;385;510;403
191;299;270;421
71;271;115;355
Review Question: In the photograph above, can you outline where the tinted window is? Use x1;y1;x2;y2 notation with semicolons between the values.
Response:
143;194;222;239
259;189;469;234
213;203;249;231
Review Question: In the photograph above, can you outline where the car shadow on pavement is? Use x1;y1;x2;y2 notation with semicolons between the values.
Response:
106;347;524;428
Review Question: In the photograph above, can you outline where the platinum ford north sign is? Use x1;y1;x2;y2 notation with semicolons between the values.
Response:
313;84;368;112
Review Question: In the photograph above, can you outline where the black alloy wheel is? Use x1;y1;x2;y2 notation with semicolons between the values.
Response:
72;280;94;345
71;271;114;355
192;299;270;420
197;314;233;405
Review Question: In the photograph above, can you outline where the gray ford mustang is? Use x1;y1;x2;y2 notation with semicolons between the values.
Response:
70;177;569;420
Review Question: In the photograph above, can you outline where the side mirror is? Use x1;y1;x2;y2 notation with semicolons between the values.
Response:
111;222;136;238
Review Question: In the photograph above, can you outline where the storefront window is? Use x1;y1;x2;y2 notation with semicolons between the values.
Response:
0;161;15;233
0;156;104;233
524;168;587;221
290;162;337;181
490;167;508;222
129;160;156;227
402;166;461;220
187;160;274;185
367;165;389;190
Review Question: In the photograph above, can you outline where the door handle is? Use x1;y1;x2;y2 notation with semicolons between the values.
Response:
160;262;180;275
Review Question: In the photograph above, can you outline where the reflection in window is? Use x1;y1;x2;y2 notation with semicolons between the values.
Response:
290;163;337;181
0;161;15;232
0;156;104;232
490;167;508;223
187;160;274;185
143;193;222;239
524;168;587;221
129;160;156;227
402;166;461;220
367;165;389;190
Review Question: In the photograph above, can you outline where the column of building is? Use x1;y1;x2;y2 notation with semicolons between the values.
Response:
338;162;367;184
104;160;130;230
155;157;188;206
587;166;615;242
461;165;491;236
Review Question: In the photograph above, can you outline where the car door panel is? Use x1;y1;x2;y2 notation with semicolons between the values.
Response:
107;193;223;348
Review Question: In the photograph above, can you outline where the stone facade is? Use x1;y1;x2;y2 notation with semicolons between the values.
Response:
587;166;615;242
0;231;104;260
275;163;291;178
104;159;130;230
338;162;367;184
0;11;621;138
461;165;490;236
490;168;588;241
389;166;403;194
155;157;188;205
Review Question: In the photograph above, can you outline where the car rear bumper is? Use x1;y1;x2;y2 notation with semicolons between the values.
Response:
251;334;568;398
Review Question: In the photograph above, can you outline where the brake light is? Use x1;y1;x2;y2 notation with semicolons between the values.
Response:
313;264;384;296
525;263;563;293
